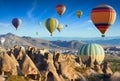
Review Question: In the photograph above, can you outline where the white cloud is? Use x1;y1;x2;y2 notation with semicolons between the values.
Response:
87;20;92;23
27;0;37;19
87;27;94;30
0;23;11;27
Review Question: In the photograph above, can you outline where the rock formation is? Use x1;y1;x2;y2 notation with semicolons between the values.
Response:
0;46;116;81
102;61;113;74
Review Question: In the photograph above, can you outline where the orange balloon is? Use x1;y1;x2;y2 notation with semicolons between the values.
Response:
91;4;116;37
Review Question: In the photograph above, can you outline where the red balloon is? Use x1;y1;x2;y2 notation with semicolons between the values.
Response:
56;4;66;16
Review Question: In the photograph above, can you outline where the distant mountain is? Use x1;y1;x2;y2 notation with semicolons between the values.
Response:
43;36;120;46
0;33;34;48
51;40;84;49
1;33;120;49
0;33;84;49
22;36;59;49
84;39;120;45
41;36;120;41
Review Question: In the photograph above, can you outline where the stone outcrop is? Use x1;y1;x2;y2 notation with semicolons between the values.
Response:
102;61;113;74
0;46;116;81
16;46;41;80
0;48;19;76
111;72;120;81
44;53;63;81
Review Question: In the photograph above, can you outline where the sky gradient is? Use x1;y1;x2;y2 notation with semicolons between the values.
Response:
0;0;120;38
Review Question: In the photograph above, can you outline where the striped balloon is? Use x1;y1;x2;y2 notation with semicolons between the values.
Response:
91;4;116;37
44;18;58;36
78;43;105;64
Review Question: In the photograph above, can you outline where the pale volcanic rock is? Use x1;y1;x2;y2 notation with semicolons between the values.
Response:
102;62;113;74
44;53;63;81
0;51;18;75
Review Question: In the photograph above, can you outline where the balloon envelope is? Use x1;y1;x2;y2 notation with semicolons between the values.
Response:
91;4;116;37
39;22;42;26
12;18;22;30
57;24;63;32
44;18;58;36
0;37;5;45
65;24;68;27
56;4;66;16
36;32;39;35
78;43;105;64
76;10;82;18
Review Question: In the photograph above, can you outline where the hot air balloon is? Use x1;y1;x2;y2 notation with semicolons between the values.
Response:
57;24;63;32
12;18;22;30
65;24;68;27
36;32;39;35
76;10;82;18
44;18;58;36
0;37;5;45
78;43;105;65
91;4;116;37
56;4;66;16
38;22;42;26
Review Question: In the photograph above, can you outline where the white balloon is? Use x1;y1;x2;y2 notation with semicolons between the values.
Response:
0;37;5;45
39;22;42;25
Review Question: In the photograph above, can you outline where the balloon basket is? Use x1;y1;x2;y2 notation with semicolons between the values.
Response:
102;35;105;37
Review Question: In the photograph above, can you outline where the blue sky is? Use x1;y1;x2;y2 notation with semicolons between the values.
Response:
0;0;120;38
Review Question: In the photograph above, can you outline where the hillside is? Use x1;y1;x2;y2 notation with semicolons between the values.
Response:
51;40;84;49
84;39;120;45
0;33;84;49
1;33;120;49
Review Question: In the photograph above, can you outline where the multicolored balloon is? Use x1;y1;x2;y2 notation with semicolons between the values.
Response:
57;24;63;32
91;4;116;37
44;18;58;36
56;4;66;16
12;18;22;30
76;10;82;18
78;43;105;65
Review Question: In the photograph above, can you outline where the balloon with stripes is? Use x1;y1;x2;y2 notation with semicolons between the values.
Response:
91;4;116;37
78;43;105;64
44;18;58;36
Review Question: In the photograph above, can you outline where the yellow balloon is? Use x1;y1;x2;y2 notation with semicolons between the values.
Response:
44;18;59;36
57;24;63;32
76;10;82;18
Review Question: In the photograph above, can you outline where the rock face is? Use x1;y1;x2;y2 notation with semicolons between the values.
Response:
53;53;86;81
111;72;120;81
0;48;19;76
0;46;115;81
102;61;113;74
93;60;103;74
44;53;63;81
15;46;41;80
0;76;5;81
